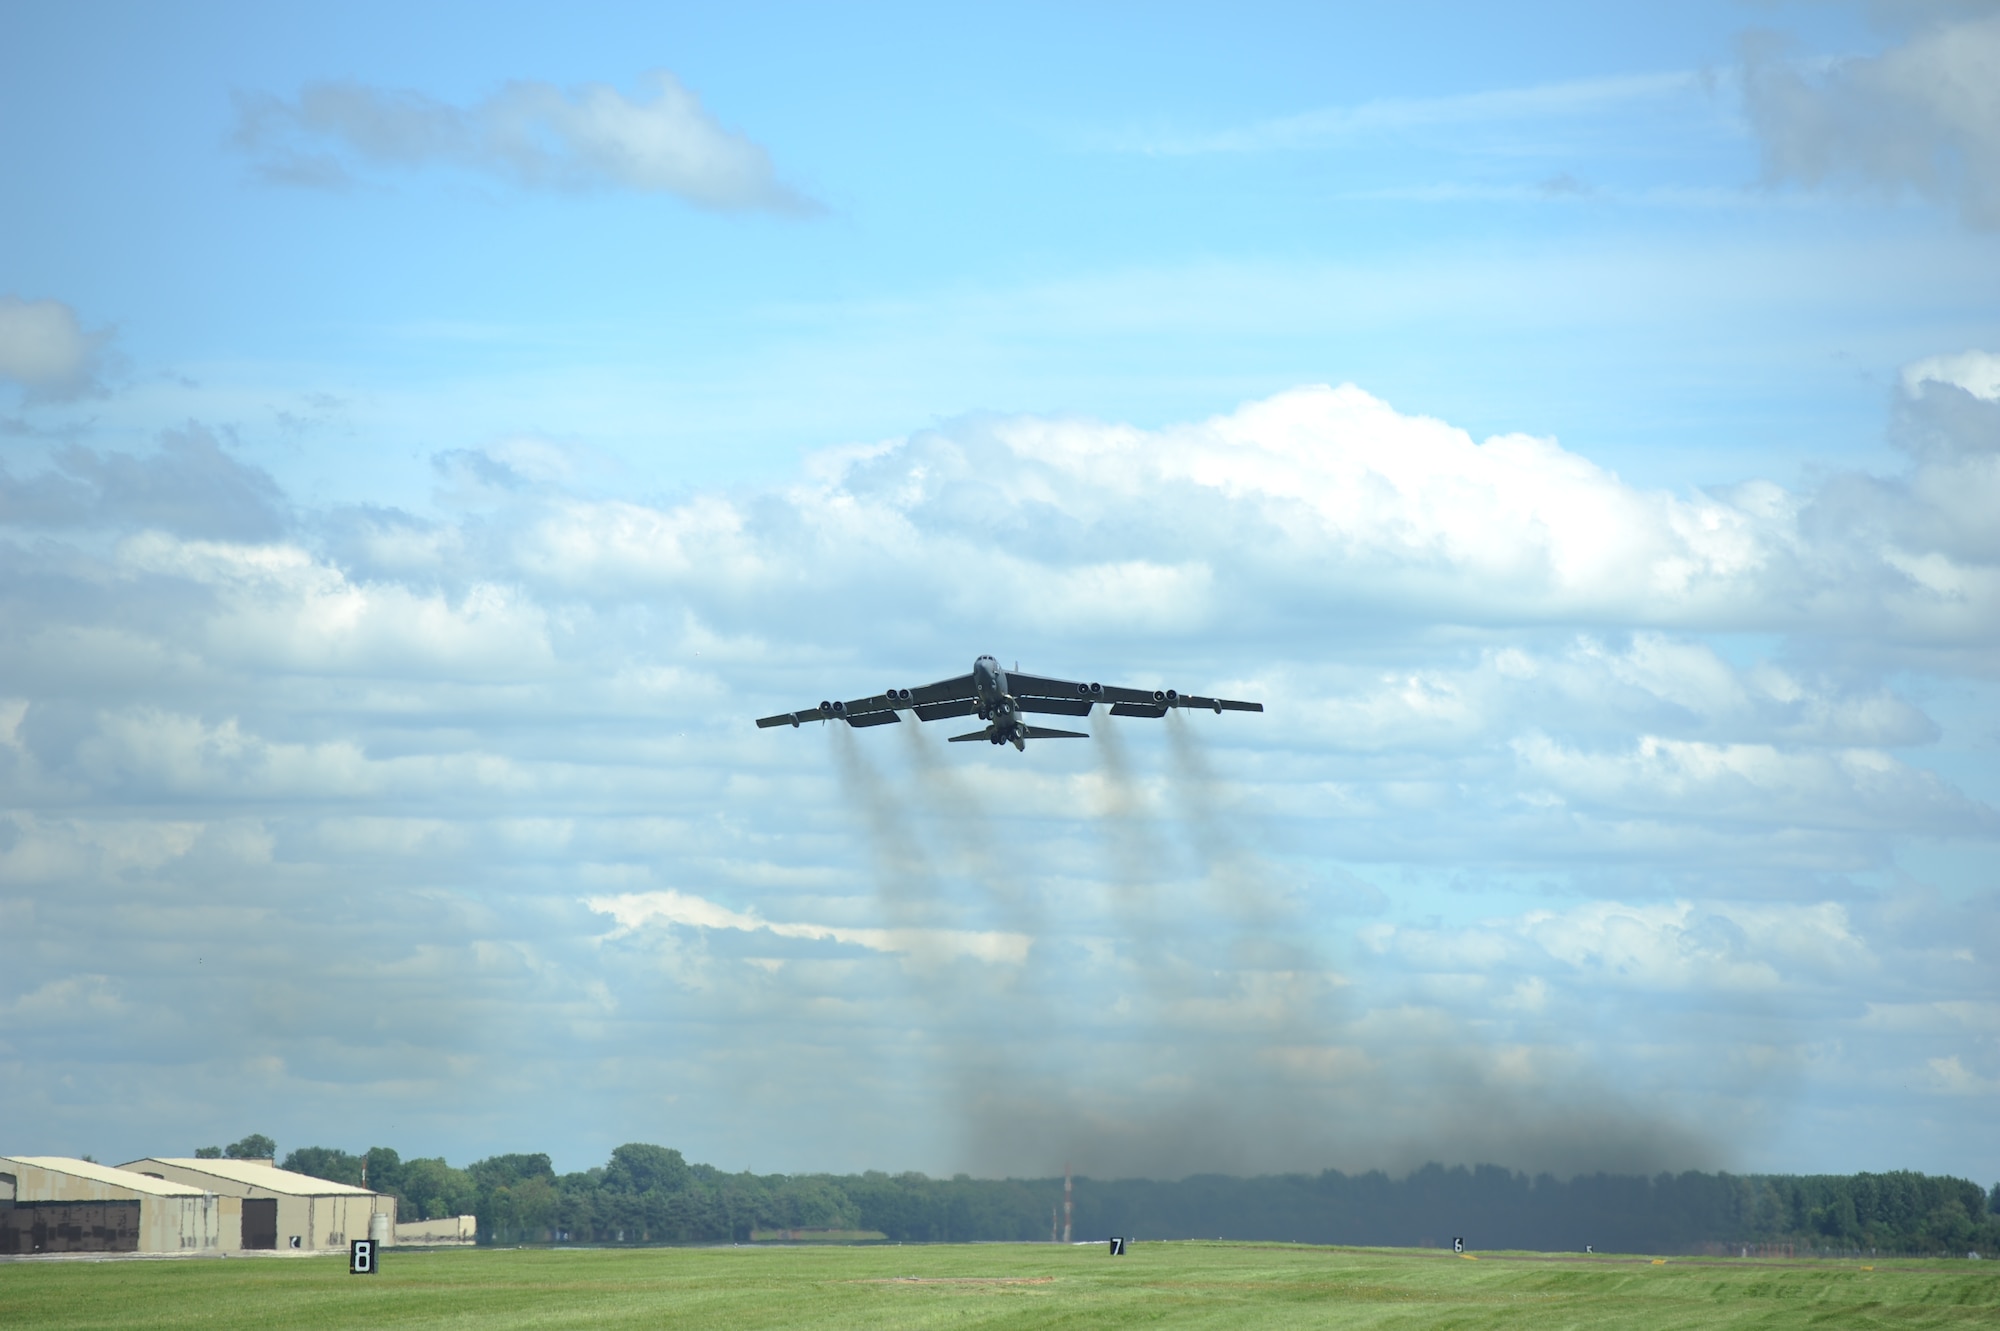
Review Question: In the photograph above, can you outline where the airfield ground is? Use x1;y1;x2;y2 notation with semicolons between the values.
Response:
4;1240;1996;1329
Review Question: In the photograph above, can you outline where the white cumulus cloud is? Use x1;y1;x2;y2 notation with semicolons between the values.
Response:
587;889;1032;965
3;371;1997;1177
232;71;817;214
1902;348;2000;399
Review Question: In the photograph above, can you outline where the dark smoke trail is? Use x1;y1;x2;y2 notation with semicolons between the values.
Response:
1164;713;1279;916
969;713;1338;1179
892;721;1084;1171
1163;712;1322;998
897;721;1046;943
831;724;1062;1170
1087;714;1179;952
824;719;956;959
1085;715;1250;1120
838;717;1722;1184
966;714;1723;1183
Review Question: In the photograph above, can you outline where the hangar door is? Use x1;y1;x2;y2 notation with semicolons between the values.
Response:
0;1200;140;1253
242;1197;278;1250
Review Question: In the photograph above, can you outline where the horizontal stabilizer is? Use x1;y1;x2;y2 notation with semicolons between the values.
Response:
1022;726;1088;739
947;728;992;743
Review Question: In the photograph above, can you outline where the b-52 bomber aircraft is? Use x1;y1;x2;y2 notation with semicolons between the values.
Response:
755;654;1263;751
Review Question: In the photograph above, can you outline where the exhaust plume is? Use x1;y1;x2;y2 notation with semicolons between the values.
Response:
835;716;1719;1183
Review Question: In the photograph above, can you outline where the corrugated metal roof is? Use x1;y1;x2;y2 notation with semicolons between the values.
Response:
127;1158;378;1196
3;1156;210;1196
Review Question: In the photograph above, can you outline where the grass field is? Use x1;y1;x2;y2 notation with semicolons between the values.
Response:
4;1242;1996;1329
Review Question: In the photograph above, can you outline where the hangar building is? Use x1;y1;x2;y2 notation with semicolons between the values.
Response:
119;1157;394;1252
1;1156;238;1254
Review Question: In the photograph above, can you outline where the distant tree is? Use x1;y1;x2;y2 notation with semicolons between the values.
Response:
1923;1197;1974;1251
225;1134;276;1160
282;1146;363;1185
775;1176;859;1229
468;1156;559;1243
1813;1193;1861;1239
224;1139;2000;1254
602;1144;690;1195
400;1157;477;1221
195;1146;223;1159
467;1154;555;1191
362;1147;402;1194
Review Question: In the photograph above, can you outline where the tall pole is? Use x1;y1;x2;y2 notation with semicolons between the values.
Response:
1063;1163;1072;1244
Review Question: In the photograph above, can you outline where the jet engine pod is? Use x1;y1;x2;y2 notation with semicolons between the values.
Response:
1077;682;1090;696
831;699;847;715
897;688;911;701
819;700;832;713
1165;689;1179;703
1090;682;1102;694
1153;689;1167;702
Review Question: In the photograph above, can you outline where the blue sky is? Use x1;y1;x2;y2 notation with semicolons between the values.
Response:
3;1;1997;1184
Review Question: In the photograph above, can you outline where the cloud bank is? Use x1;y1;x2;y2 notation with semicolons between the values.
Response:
1;373;1995;1180
1745;12;2000;227
0;296;115;403
233;71;817;213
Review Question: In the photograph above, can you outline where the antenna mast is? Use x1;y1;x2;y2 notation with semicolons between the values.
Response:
1063;1163;1072;1244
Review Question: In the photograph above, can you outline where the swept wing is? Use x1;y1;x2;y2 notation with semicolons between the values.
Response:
754;671;976;730
1006;670;1263;717
755;665;1261;731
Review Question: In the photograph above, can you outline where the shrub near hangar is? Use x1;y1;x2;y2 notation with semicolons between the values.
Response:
119;1157;395;1253
0;1157;236;1254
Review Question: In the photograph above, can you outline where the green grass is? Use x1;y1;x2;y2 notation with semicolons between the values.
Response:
3;1242;1996;1329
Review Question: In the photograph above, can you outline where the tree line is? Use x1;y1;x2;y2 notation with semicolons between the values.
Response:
255;1139;2000;1255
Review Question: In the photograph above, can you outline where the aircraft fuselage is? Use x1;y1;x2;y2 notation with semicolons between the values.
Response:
972;655;1028;750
